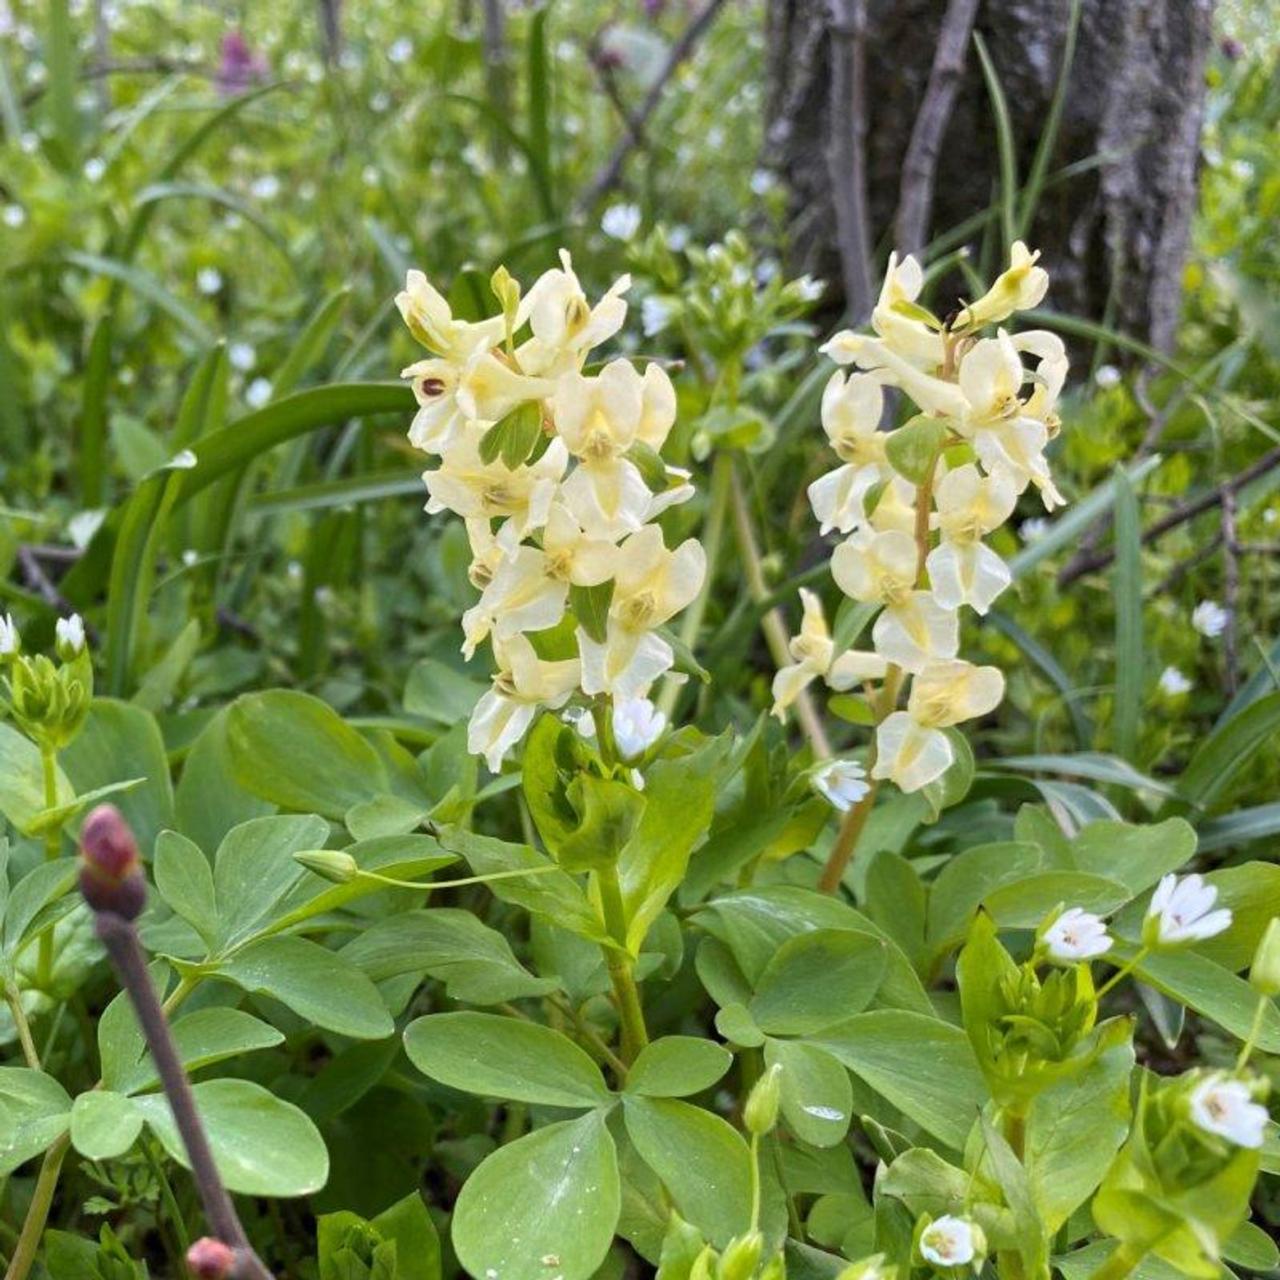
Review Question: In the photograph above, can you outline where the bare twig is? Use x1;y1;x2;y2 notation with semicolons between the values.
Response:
1058;445;1280;587
575;0;730;216
825;0;875;322
893;0;980;257
15;547;101;644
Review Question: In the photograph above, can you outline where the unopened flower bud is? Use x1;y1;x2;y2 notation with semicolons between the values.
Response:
689;1244;719;1280
79;804;146;920
294;849;359;883
1249;918;1280;997
55;613;86;660
0;613;19;657
718;1232;763;1280
743;1063;782;1136
186;1237;237;1279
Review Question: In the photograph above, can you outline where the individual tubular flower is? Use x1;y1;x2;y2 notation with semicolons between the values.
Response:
955;240;1049;330
1143;873;1233;948
467;635;581;772
869;252;944;370
808;372;889;534
872;660;1003;792
926;464;1016;614
516;250;630;377
771;588;887;719
396;269;505;361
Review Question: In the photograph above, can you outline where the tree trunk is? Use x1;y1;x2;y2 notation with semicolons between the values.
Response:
765;0;1215;352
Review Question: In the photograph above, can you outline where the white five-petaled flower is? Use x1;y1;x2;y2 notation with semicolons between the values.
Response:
55;613;85;654
612;697;666;759
0;613;19;655
1191;600;1228;638
812;759;871;812
1042;907;1112;963
1145;873;1232;947
1188;1074;1267;1149
918;1216;980;1270
601;203;642;241
1158;665;1192;697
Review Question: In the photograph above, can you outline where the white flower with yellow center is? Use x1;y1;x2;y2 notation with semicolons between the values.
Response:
808;371;889;534
772;588;889;719
423;432;567;546
578;526;706;699
918;1216;983;1270
396;269;505;362
516;250;630;377
872;660;1003;792
925;464;1016;614
824;333;967;420
467;634;581;772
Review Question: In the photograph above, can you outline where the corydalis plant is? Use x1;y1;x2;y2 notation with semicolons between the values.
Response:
395;254;703;771
773;244;1065;884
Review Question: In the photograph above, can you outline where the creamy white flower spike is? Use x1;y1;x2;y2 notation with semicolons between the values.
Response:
918;1216;980;1269
812;759;871;811
1145;874;1233;947
1188;1075;1268;1149
1042;907;1113;963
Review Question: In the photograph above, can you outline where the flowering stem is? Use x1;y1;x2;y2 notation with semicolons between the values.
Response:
1095;947;1149;999
658;449;733;718
2;1135;68;1280
817;779;880;893
748;1133;762;1232
3;980;40;1070
357;864;562;892
36;743;59;991
1235;993;1269;1070
595;863;648;1063
727;462;832;758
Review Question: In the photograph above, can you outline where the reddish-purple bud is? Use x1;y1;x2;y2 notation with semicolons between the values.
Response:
79;804;146;919
187;1238;238;1279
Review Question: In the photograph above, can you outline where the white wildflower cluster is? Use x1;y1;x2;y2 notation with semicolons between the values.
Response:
396;254;703;771
775;243;1067;794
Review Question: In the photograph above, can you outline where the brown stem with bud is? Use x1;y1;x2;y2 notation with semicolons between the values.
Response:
78;806;273;1280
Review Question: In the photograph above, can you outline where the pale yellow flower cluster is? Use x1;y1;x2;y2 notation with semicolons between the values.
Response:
774;244;1068;794
396;253;704;771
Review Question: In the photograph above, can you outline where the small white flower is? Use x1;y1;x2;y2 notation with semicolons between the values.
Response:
1093;364;1121;389
1042;907;1112;963
1020;517;1049;543
919;1216;978;1269
362;165;379;187
1146;873;1232;947
601;203;642;241
1188;1075;1267;1148
67;508;106;549
388;36;413;63
1191;600;1228;638
245;377;273;409
3;203;26;228
181;549;200;568
1158;665;1191;697
55;613;86;654
812;759;870;812
0;613;19;655
197;267;223;295
749;168;774;196
612;697;666;759
82;155;106;183
666;225;690;252
228;342;256;372
370;91;390;112
250;174;281;201
641;296;672;337
793;274;824;302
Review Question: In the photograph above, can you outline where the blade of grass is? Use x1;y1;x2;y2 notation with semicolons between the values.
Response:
526;4;554;216
972;32;1017;250
63;250;215;345
247;470;424;516
988;610;1091;746
1110;465;1143;760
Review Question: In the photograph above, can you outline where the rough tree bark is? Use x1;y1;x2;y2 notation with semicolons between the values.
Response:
765;0;1216;351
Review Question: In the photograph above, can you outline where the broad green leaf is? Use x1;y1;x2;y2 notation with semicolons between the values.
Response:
885;417;946;484
136;1078;328;1196
623;1096;752;1248
1069;819;1197;895
0;723;74;836
1024;1019;1134;1231
1196;862;1280;971
811;1012;985;1150
926;842;1044;953
764;1038;853;1148
1111;466;1142;760
625;1037;734;1098
403;659;485;726
404;1011;609;1108
341;909;558;1005
318;1190;443;1280
570;580;615;644
452;1112;619;1280
0;1068;72;1175
982;871;1131;929
117;1007;285;1095
174;707;275;854
1176;691;1280;809
2;859;78;958
217;936;393;1040
212;813;330;951
749;929;886;1036
153;830;218;949
226;690;390;819
69;1091;143;1160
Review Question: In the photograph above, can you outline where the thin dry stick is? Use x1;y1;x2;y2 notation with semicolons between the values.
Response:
825;0;875;323
893;0;980;257
1058;445;1280;586
575;0;730;216
1221;487;1240;694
